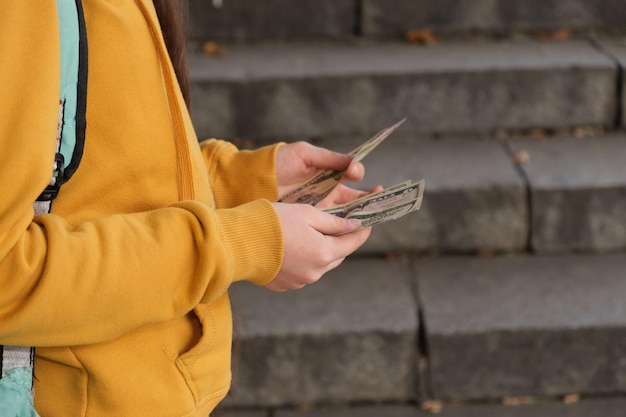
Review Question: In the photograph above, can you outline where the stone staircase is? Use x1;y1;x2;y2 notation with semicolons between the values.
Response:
186;1;626;415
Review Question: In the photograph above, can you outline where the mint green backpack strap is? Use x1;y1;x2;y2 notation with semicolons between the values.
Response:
38;0;88;202
0;1;87;415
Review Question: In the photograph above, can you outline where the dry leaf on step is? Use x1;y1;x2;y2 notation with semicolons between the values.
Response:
406;28;438;46
512;150;530;165
533;28;572;41
202;41;226;57
421;400;444;414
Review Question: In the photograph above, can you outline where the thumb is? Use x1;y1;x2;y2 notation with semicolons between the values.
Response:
306;147;353;172
310;210;362;236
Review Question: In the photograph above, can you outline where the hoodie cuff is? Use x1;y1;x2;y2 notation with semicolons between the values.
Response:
215;199;283;286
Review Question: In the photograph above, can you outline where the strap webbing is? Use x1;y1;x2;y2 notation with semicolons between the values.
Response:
0;346;34;379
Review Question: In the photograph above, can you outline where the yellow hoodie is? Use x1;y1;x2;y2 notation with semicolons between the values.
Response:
0;1;284;415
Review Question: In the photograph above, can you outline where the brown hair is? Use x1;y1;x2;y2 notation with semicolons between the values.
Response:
152;0;192;109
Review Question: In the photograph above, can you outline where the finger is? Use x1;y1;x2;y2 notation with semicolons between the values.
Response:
336;185;368;202
310;209;362;236
334;184;382;202
305;228;370;281
316;184;366;208
323;227;372;261
305;146;353;172
339;184;383;201
342;161;365;183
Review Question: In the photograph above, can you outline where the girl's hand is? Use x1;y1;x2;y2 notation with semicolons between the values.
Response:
266;203;371;292
276;142;364;198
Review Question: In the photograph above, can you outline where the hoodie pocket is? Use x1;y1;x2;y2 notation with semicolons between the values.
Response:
175;294;233;406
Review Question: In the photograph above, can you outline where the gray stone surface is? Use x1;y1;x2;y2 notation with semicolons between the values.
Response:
188;0;355;43
415;254;626;401
274;397;626;416
191;81;239;141
189;40;616;141
596;39;626;128
224;259;419;407
326;139;527;254
362;0;626;37
509;136;626;253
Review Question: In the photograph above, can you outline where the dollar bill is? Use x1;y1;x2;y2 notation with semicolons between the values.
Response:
347;118;407;163
349;198;422;228
278;118;406;205
323;179;424;229
323;180;423;217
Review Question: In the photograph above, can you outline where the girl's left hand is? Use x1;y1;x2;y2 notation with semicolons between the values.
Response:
275;141;366;201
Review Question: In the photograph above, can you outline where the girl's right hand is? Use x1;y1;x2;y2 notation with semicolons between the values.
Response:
265;203;371;292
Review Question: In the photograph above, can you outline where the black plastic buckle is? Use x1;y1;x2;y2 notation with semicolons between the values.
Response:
37;153;65;202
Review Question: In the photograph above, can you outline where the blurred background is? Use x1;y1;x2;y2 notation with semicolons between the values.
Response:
186;1;626;416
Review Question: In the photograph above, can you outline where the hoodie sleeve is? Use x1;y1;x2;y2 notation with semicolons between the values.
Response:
199;139;285;209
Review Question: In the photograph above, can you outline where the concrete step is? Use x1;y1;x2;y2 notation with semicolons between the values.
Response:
345;138;528;254
188;0;355;44
189;39;617;142
222;397;626;416
508;135;626;253
187;0;626;44
361;0;626;39
321;134;626;255
416;254;626;401
222;253;626;409
225;258;419;408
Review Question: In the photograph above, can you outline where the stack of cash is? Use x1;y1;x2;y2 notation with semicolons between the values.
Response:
278;119;425;230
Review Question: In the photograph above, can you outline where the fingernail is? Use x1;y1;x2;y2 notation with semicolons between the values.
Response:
348;219;362;229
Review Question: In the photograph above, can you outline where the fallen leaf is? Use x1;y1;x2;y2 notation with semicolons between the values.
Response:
477;249;495;258
421;400;444;414
572;126;604;138
512;150;530;165
202;41;226;57
563;394;580;404
528;129;547;139
385;252;408;261
406;28;438;46
533;28;572;41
